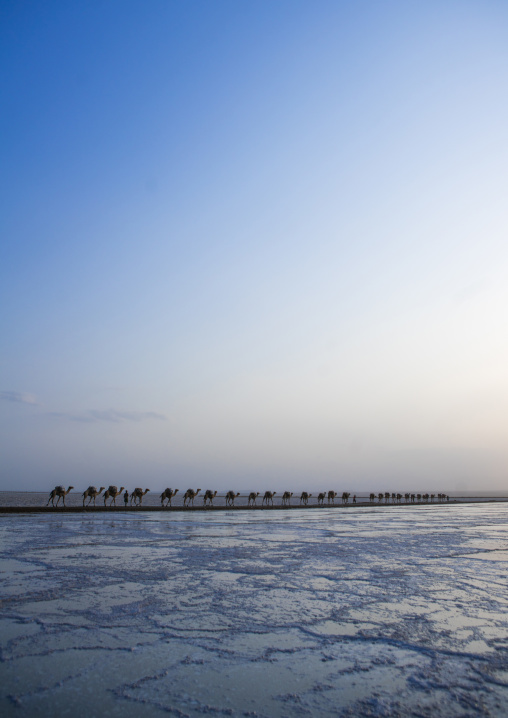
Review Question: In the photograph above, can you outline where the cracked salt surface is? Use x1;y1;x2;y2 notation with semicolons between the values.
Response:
1;505;508;716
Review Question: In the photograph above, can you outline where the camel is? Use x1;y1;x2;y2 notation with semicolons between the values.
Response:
378;493;384;503
225;491;240;507
203;490;217;506
282;491;293;506
384;492;390;503
404;493;410;502
262;491;276;506
103;486;125;506
342;492;350;504
131;488;150;506
160;488;179;507
300;492;311;505
82;486;105;507
327;491;337;504
183;488;201;507
370;493;376;503
248;492;259;506
47;486;74;507
317;492;326;506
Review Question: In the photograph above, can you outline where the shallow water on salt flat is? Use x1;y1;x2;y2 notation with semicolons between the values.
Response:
1;504;508;716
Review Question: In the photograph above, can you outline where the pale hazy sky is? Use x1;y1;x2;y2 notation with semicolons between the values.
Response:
2;1;508;493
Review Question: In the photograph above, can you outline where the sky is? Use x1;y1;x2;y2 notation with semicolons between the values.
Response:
2;0;508;493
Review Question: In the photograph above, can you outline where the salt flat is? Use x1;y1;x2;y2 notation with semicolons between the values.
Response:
1;504;508;717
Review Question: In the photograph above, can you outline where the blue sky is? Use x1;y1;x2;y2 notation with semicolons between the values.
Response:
2;1;508;492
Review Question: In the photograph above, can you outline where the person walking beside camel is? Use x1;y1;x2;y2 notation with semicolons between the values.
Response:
124;490;129;508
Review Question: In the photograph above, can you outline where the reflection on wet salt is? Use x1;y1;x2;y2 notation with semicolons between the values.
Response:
310;620;378;636
1;504;508;716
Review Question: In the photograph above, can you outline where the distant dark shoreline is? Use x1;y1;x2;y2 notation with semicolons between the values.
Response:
1;498;508;514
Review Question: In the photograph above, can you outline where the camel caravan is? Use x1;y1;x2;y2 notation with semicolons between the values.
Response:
368;492;450;503
46;485;451;509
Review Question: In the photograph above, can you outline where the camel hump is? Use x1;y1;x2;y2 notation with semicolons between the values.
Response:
55;485;65;492
108;486;118;493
